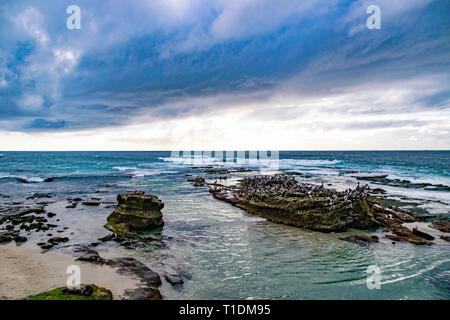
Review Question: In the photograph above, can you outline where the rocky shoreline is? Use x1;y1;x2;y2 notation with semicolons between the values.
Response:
206;175;448;245
0;190;166;300
0;169;449;300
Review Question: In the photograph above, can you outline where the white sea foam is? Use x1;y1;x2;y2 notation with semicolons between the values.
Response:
381;258;450;286
0;174;45;183
112;166;176;177
159;155;341;171
278;159;342;167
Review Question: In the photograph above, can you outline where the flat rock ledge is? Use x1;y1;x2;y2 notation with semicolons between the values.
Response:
208;175;435;245
76;249;162;300
105;191;164;238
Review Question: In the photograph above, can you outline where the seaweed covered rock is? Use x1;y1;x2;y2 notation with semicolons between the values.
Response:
105;191;164;237
25;285;112;300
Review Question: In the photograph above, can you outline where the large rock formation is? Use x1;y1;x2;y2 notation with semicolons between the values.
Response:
208;175;434;245
105;191;164;237
210;175;379;232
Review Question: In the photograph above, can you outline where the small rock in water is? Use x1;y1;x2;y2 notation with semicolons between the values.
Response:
99;234;115;242
14;236;27;243
48;236;69;245
0;234;12;243
412;228;435;240
82;201;100;206
76;252;106;264
340;235;379;245
193;176;206;187
105;191;164;238
164;274;184;286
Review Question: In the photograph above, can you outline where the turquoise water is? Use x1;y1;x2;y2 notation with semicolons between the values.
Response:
0;151;449;299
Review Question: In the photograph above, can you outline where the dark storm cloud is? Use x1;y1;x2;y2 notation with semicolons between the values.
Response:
0;0;448;132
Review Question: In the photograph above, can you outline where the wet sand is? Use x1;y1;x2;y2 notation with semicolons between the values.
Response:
0;244;139;300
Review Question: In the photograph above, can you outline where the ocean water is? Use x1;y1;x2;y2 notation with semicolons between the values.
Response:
0;151;449;299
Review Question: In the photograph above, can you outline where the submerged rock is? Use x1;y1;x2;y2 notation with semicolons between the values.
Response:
0;233;12;243
13;236;27;243
105;191;164;238
412;228;435;240
193;176;206;187
48;236;69;245
82;201;100;206
164;274;184;286
385;234;432;245
340;235;379;245
430;220;450;233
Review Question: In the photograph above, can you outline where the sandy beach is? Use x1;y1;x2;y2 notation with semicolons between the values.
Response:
0;244;139;300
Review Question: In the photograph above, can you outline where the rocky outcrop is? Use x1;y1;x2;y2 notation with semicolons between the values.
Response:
208;175;433;245
76;252;106;264
107;257;162;300
165;274;184;286
209;175;380;233
187;176;206;186
105;191;164;238
74;249;163;300
430;220;450;233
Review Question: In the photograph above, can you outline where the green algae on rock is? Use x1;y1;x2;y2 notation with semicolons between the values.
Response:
105;191;164;238
25;285;112;300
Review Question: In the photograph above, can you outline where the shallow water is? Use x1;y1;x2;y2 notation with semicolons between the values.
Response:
0;151;449;299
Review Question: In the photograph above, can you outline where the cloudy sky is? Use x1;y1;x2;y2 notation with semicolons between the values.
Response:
0;0;449;150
